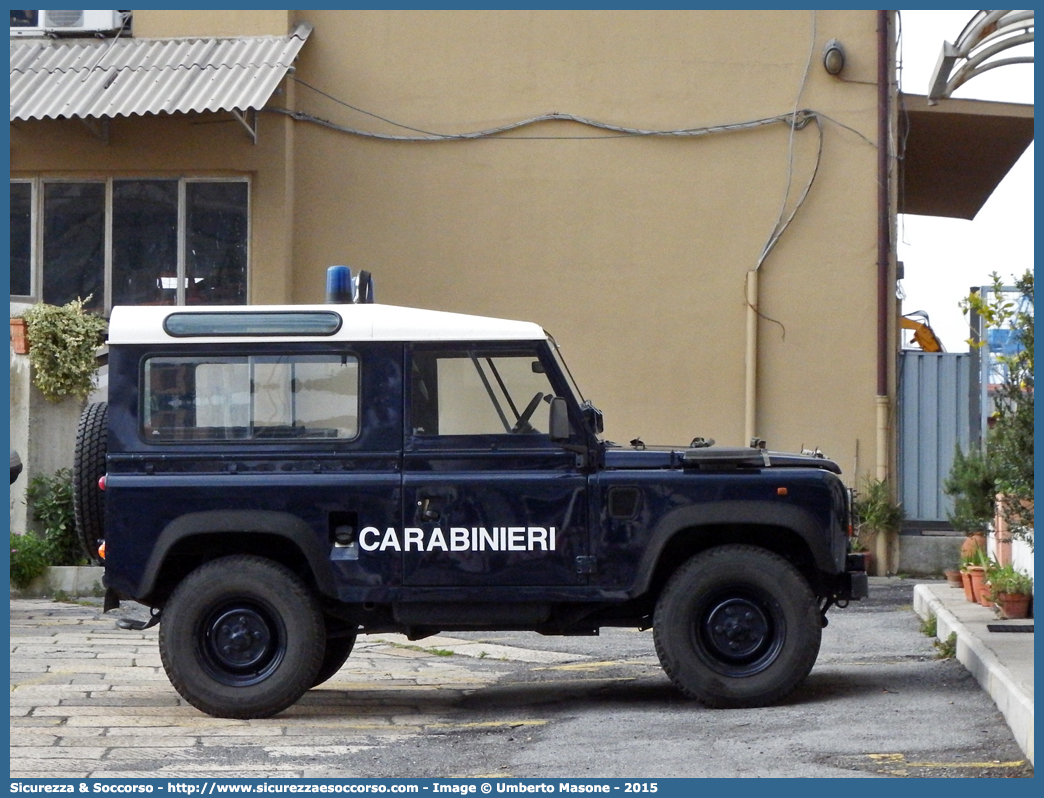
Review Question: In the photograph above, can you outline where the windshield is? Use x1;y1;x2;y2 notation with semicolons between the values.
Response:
546;332;585;405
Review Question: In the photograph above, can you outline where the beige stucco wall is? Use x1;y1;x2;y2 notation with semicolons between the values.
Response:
131;9;292;38
10;9;897;487
284;9;893;477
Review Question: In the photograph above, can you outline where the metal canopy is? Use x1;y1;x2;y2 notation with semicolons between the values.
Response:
899;92;1034;220
9;22;312;141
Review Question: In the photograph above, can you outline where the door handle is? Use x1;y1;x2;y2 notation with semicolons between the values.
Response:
417;497;441;522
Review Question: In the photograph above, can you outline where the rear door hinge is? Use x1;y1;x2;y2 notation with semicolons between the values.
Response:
575;555;597;575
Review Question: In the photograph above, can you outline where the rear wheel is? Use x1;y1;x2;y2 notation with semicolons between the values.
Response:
159;556;325;719
72;402;107;564
653;545;821;708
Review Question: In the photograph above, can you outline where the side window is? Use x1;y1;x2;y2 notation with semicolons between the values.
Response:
143;354;359;441
411;348;557;436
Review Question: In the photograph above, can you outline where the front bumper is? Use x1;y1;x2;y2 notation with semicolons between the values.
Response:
836;553;870;600
839;570;869;600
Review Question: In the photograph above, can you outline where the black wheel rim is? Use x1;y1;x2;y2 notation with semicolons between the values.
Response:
197;600;286;687
693;588;786;677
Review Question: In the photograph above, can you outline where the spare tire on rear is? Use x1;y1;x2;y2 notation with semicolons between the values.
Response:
73;401;107;565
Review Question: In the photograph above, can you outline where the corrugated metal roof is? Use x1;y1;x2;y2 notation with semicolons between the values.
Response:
10;22;311;122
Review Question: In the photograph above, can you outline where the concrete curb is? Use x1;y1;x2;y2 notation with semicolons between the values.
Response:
9;565;105;598
914;583;1034;766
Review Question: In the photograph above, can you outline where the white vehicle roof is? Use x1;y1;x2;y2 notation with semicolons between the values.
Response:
107;303;546;345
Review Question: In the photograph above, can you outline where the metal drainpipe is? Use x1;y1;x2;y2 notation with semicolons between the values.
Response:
876;10;891;483
875;10;894;575
744;270;758;445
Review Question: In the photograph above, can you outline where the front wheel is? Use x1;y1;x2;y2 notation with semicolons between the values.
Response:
653;545;821;708
159;556;325;719
312;628;357;687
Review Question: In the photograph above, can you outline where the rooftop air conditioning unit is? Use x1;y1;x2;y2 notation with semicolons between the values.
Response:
10;10;123;36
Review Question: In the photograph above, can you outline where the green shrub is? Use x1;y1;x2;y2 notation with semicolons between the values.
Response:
960;272;1033;548
22;297;107;403
25;468;84;566
943;444;996;533
10;532;50;589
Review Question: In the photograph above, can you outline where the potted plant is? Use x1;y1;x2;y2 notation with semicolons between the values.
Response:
852;476;903;576
943;444;996;558
987;563;1033;620
958;549;979;602
21;298;107;403
964;548;997;606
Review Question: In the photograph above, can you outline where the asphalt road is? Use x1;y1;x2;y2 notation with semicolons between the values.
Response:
9;579;1033;779
340;580;1033;778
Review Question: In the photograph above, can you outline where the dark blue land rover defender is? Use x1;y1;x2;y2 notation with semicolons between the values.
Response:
78;278;867;719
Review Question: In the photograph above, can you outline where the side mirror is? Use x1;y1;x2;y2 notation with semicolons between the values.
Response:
549;397;571;441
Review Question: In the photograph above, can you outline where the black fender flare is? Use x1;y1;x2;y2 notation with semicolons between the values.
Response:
630;500;839;597
138;510;337;600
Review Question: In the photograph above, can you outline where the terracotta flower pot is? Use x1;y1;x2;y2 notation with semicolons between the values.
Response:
995;593;1031;620
978;580;994;608
944;569;963;588
967;566;986;604
10;317;29;354
960;532;986;560
960;570;975;602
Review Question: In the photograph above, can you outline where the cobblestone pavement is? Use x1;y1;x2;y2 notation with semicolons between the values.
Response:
10;599;580;778
10;591;1033;779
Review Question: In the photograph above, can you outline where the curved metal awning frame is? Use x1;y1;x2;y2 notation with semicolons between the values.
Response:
927;10;1034;104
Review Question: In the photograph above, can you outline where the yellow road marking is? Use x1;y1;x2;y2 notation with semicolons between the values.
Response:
534;660;639;672
865;753;1025;769
906;761;1026;769
426;720;548;730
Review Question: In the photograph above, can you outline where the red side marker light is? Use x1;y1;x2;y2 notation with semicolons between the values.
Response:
777;487;788;496
98;475;107;491
98;541;106;560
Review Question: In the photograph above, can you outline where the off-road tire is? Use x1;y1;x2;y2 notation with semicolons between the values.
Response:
158;556;325;719
312;630;357;687
72;402;107;564
653;545;821;708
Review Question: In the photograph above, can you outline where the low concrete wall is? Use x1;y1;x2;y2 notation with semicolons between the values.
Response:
898;534;963;576
10;320;86;536
10;566;105;598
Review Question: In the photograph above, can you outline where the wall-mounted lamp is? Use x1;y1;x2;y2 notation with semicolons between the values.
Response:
822;39;845;76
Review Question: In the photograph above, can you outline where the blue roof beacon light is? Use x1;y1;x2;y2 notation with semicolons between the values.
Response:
326;265;354;304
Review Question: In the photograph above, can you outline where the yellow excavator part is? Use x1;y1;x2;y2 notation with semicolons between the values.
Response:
901;316;944;352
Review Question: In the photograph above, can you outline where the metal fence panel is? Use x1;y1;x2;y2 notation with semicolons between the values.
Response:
898;352;971;523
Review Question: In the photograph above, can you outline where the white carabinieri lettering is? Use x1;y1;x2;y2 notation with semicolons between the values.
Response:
354;526;557;553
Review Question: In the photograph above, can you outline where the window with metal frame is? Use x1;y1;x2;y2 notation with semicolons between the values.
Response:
10;178;249;312
411;348;558;436
142;353;359;443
